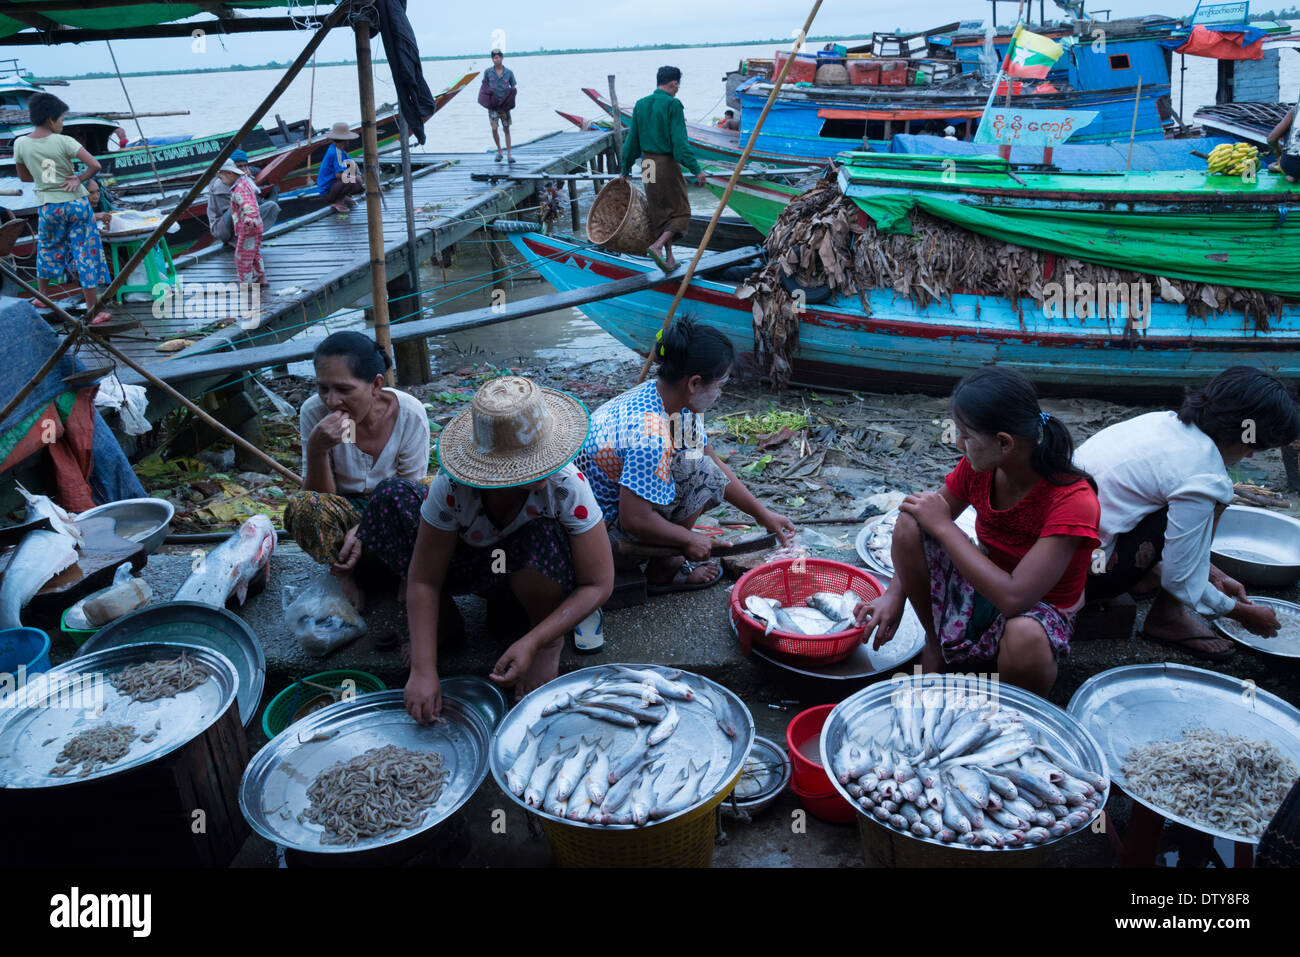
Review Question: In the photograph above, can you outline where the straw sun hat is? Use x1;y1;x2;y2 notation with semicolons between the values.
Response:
437;376;590;489
327;121;359;141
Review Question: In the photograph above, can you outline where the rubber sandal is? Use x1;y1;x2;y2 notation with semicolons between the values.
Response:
331;202;350;213
1139;629;1235;662
646;559;723;595
573;607;604;653
494;153;503;163
646;248;673;274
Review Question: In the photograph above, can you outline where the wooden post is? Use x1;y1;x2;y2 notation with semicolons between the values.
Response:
355;18;395;387
607;75;625;171
568;178;581;233
394;114;430;385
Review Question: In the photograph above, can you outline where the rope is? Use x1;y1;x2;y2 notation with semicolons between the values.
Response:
104;40;167;196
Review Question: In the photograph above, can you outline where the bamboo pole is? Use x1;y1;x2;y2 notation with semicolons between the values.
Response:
355;17;395;387
0;261;303;485
636;0;823;383
1125;76;1143;173
607;75;625;166
394;113;429;385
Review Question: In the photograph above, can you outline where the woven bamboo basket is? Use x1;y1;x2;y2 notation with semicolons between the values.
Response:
815;63;850;85
537;767;742;867
586;177;654;254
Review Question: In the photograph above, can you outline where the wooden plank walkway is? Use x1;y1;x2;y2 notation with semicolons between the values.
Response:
87;129;613;398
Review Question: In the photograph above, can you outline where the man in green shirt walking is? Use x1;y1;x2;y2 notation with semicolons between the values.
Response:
620;66;706;271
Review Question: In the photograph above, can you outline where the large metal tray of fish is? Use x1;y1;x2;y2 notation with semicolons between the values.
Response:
239;690;491;855
1211;597;1300;659
856;507;978;580
736;600;924;680
490;664;755;830
77;601;265;727
0;642;238;789
822;674;1109;852
1068;663;1300;844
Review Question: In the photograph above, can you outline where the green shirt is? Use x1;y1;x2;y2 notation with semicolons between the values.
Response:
620;88;700;177
14;133;86;206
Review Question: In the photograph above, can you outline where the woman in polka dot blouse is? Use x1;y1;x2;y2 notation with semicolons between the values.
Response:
575;319;796;593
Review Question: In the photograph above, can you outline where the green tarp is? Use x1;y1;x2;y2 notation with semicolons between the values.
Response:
848;191;1300;297
0;2;318;40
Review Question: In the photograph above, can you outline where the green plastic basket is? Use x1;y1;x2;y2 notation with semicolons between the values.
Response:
261;669;386;739
59;608;99;648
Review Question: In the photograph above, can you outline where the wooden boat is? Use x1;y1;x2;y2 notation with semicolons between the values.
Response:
1193;102;1289;148
503;221;1300;400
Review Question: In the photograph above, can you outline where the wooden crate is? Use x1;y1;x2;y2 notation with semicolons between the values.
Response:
0;700;250;867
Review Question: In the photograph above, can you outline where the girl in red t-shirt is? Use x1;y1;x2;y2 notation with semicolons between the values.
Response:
856;367;1100;696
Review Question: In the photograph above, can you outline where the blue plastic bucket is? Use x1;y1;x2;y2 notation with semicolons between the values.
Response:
0;627;52;684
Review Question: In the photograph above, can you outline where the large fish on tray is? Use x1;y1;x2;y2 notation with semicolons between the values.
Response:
174;514;276;607
0;487;83;629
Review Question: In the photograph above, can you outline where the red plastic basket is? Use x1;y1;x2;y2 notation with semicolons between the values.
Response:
730;558;883;664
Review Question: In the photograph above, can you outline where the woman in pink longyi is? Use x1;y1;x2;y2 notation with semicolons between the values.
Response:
216;159;266;285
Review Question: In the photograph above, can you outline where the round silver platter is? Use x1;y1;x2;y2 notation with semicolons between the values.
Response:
1068;663;1300;845
855;506;978;579
0;642;239;789
822;674;1110;852
490;663;756;831
239;690;491;855
723;735;789;817
1211;597;1300;659
738;600;924;680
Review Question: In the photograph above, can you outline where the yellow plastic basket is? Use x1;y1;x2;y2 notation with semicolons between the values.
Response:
538;767;743;868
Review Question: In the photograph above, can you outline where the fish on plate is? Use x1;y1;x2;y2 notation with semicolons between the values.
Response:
174;514;276;608
743;594;856;636
0;487;83;629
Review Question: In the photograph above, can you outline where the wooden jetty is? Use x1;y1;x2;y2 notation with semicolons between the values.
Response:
88;129;615;408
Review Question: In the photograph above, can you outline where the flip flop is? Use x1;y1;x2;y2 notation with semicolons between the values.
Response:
646;559;724;595
1139;629;1235;662
645;248;673;274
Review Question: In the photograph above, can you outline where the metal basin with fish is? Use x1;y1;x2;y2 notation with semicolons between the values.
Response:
1068;663;1300;845
856;507;978;580
490;664;754;850
1212;597;1300;659
0;642;239;788
1210;505;1300;588
822;675;1109;865
238;690;491;865
77;601;264;728
76;498;174;555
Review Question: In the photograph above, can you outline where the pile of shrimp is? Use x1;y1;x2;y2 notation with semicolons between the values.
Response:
300;745;450;845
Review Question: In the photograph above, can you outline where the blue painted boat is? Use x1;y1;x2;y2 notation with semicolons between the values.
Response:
504;231;1300;400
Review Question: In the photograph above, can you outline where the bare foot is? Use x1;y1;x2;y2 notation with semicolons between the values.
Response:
333;569;366;613
645;555;720;586
516;638;563;701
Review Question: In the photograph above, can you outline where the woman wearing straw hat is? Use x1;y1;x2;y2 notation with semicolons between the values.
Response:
317;121;364;212
575;319;796;593
405;376;614;721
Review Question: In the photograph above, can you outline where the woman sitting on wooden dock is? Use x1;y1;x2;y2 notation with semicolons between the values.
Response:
575;319;795;594
1075;367;1297;660
282;332;432;610
855;366;1100;697
13;93;114;324
403;377;614;720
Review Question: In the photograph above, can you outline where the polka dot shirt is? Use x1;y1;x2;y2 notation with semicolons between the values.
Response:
574;379;708;525
419;463;604;545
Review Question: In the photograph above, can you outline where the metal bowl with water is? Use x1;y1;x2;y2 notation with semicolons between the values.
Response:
1211;506;1300;588
77;498;175;554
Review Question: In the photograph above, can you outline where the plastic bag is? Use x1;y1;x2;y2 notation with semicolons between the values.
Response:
282;572;366;656
65;564;146;630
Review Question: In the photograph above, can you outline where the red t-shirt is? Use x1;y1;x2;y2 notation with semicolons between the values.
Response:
944;456;1100;610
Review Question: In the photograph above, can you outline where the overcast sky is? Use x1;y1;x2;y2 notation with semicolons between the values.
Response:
11;1;1239;75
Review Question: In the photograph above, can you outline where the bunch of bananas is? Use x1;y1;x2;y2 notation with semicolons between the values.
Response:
1207;141;1261;176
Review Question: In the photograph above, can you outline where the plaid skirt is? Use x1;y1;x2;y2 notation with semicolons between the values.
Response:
608;449;729;568
37;197;111;287
922;531;1076;666
283;477;432;574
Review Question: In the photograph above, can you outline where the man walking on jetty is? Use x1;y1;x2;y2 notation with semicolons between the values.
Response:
620;66;706;271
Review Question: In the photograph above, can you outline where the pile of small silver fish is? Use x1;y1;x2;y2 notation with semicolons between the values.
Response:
831;688;1108;848
503;666;733;827
743;590;860;637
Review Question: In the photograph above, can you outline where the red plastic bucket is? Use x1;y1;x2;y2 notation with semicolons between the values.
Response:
785;704;837;796
790;777;858;824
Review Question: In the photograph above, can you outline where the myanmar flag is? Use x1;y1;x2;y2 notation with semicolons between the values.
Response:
1001;25;1064;79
